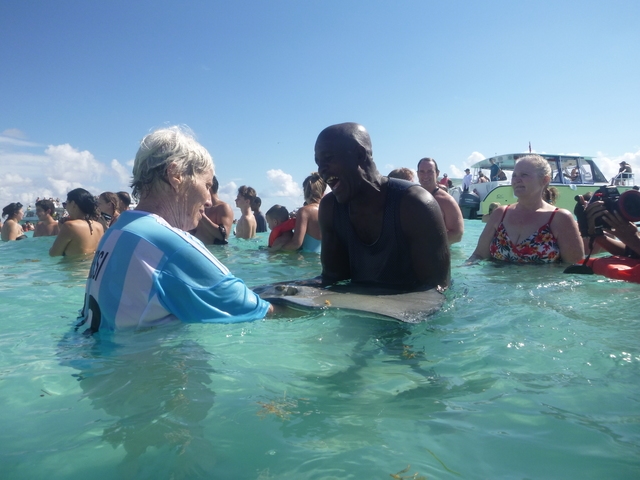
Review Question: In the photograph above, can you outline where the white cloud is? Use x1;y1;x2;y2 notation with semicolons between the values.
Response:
2;128;27;139
447;151;485;178
45;144;105;184
595;149;640;182
111;159;131;187
0;173;32;186
0;135;40;148
265;169;302;197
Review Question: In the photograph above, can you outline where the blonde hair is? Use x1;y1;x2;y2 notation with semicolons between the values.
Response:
516;154;554;202
517;154;551;179
303;172;326;204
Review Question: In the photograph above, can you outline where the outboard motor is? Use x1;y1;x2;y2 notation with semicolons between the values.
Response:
459;191;480;219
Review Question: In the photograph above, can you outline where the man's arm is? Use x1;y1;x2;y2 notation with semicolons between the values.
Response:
600;208;640;256
436;193;464;244
318;194;350;285
400;187;450;289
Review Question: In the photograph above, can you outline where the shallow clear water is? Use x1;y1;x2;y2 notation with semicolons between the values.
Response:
1;223;639;479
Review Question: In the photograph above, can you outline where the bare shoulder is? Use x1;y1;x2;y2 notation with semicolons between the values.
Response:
551;208;579;228
403;185;440;213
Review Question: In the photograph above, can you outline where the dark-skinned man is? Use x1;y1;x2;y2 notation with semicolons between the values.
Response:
315;122;450;291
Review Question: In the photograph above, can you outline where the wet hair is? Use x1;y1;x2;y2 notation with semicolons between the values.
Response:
266;205;289;223
388;168;415;182
116;191;131;210
67;188;100;221
211;175;219;194
35;199;55;215
2;202;23;219
303;172;327;204
131;126;213;200
237;185;257;201
417;157;440;175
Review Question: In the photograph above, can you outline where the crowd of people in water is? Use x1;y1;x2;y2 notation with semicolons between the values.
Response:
2;123;638;332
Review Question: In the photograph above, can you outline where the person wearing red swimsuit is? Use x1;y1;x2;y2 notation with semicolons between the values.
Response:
468;155;583;265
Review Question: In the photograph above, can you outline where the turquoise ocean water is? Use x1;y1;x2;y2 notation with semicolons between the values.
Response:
0;221;639;479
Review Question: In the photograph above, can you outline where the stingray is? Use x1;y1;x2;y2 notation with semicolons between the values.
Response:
253;282;445;323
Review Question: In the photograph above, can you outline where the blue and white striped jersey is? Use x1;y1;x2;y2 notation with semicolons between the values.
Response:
78;210;270;332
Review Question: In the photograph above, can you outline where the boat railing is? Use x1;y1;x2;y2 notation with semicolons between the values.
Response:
611;172;635;186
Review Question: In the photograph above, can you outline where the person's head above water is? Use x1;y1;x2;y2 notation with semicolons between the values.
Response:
302;172;327;204
35;199;55;221
2;202;24;220
512;154;552;200
131;126;214;231
116;191;131;211
131;126;213;202
66;188;100;220
388;168;415;182
315;123;380;204
416;158;439;191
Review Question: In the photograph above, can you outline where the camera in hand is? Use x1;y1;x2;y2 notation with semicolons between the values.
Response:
574;186;640;237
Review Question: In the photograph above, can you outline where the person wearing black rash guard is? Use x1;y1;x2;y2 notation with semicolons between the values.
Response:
315;122;450;291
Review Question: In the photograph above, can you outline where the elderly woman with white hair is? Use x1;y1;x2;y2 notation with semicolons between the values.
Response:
469;154;584;265
76;126;273;334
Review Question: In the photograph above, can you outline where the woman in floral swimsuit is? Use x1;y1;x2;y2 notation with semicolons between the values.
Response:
468;155;584;265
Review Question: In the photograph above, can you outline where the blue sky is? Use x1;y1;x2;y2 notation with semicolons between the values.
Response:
2;0;639;215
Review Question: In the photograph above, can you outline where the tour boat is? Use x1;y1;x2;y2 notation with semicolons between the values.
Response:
454;153;636;219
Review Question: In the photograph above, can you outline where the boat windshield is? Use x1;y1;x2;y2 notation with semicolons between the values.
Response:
472;154;607;185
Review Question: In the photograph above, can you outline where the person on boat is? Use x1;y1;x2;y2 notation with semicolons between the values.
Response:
97;192;121;228
468;154;584;265
235;185;257;239
490;158;500;181
462;168;472;191
266;204;295;251
570;166;581;182
277;172;326;253
315;122;450;290
50;189;104;257
1;202;27;241
33;199;60;237
193;175;234;245
75;126;274;334
438;173;449;187
477;172;489;183
619;161;633;175
417;157;464;244
251;197;268;233
388;167;415;182
497;168;507;181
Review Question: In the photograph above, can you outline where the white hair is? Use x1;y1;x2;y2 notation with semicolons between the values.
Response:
131;126;213;199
